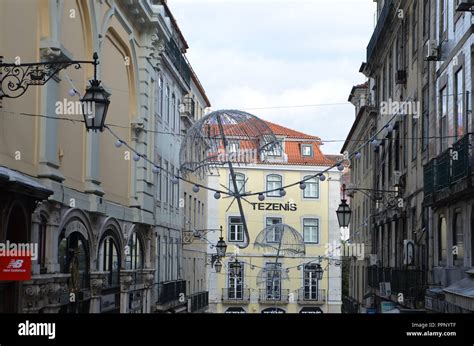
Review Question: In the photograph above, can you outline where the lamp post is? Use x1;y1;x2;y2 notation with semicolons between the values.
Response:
0;52;110;131
215;226;228;258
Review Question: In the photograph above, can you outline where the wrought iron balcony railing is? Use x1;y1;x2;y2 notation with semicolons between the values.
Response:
157;280;186;305
222;288;251;302
297;288;326;304
367;0;394;62
423;133;474;203
188;291;209;312
367;266;426;299
258;289;290;303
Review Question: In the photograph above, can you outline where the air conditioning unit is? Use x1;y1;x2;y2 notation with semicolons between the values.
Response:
425;40;439;61
396;70;407;84
457;0;474;12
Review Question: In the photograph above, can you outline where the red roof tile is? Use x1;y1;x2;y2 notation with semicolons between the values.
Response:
263;121;321;140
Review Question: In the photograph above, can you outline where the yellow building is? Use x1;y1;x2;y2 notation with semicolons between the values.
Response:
206;121;343;313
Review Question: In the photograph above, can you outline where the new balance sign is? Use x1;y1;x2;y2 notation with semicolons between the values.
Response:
0;255;31;281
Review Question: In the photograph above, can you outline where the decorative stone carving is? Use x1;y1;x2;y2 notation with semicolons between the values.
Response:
23;284;42;311
120;272;134;292
90;272;107;297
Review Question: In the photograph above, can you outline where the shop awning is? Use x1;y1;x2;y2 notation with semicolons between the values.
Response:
0;166;52;199
225;307;246;314
443;270;474;312
300;307;323;314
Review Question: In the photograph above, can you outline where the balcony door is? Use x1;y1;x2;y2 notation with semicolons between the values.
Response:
303;264;320;300
228;264;243;299
265;263;281;299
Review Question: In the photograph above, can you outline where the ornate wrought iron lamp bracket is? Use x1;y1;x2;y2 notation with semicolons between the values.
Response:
0;53;99;100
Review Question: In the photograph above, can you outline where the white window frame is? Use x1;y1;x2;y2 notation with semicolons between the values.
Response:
303;218;319;244
266;217;283;243
303;176;319;199
229;173;245;194
228;216;244;242
301;144;313;157
266;174;282;197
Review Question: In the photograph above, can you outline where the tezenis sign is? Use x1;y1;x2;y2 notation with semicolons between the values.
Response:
251;202;297;211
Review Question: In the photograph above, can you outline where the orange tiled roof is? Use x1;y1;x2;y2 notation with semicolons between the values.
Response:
283;142;333;166
263;120;321;140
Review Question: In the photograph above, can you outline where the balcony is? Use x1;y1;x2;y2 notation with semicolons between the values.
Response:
156;280;186;305
165;39;191;87
297;288;326;305
222;288;251;304
258;289;290;304
367;266;426;299
423;133;474;206
367;0;394;63
188;291;209;312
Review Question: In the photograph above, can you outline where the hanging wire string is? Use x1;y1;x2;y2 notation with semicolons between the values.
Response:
0;106;460;197
0;108;463;142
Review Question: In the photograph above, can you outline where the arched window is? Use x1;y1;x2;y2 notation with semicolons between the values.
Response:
126;232;143;270
229;173;245;194
266;174;282;197
58;230;89;291
303;176;319;198
99;233;120;287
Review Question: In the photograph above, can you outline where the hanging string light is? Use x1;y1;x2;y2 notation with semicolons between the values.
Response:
214;191;221;200
104;107;403;200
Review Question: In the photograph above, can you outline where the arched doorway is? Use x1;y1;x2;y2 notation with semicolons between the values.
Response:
0;203;29;312
58;220;91;313
98;230;121;313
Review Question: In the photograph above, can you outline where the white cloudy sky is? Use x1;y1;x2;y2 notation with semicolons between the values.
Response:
169;0;376;154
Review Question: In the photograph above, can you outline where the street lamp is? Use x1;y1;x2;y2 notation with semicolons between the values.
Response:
214;258;222;273
215;226;227;258
315;264;324;280
81;53;110;132
0;52;110;131
336;199;352;228
229;259;242;277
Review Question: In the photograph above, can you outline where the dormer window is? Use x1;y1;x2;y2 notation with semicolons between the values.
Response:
227;141;240;153
302;144;313;157
268;141;283;156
